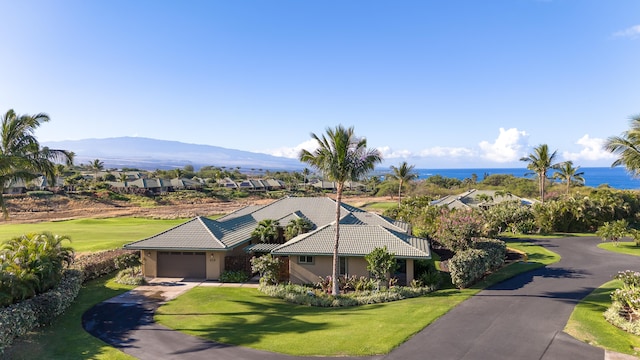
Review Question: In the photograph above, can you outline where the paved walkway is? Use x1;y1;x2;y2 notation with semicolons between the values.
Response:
83;237;640;359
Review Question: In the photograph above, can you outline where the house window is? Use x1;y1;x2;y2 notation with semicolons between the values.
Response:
339;257;348;276
298;255;314;264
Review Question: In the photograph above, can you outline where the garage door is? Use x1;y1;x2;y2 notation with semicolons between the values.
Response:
157;251;206;278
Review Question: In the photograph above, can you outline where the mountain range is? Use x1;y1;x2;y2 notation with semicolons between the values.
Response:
42;137;303;171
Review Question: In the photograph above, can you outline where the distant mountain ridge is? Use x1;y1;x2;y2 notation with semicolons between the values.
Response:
42;137;303;171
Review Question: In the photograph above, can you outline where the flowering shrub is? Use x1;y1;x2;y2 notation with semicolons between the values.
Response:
250;254;281;285
434;208;485;251
609;270;640;323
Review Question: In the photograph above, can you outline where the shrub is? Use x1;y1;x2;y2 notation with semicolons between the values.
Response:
449;249;488;289
72;249;139;282
259;282;436;307
250;254;281;285
0;269;82;354
219;270;250;283
26;191;54;197
472;238;506;271
417;262;442;289
365;247;397;290
434;208;485;251
114;266;146;286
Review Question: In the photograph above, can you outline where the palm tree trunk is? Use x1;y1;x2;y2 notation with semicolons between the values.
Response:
398;180;403;206
539;172;545;204
332;183;343;296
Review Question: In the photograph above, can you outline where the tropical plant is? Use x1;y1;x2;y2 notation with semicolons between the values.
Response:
596;219;629;247
553;161;585;194
365;246;397;291
299;125;382;295
388;161;418;205
0;110;72;218
251;219;281;243
520;144;560;203
604;115;640;177
250;254;281;285
89;159;104;183
434;208;485;251
284;218;314;240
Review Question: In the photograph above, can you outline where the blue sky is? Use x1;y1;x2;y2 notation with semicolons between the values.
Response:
1;0;639;168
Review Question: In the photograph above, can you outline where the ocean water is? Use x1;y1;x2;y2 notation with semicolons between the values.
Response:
407;167;640;190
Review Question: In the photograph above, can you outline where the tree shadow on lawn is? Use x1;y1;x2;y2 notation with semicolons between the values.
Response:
159;298;386;348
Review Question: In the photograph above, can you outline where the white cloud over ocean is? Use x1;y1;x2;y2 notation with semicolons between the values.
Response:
562;134;616;162
478;128;528;163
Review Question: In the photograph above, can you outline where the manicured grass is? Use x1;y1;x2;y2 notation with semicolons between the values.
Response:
565;280;640;357
157;238;559;356
0;218;187;252
597;241;640;257
4;274;136;360
156;286;474;356
360;201;397;211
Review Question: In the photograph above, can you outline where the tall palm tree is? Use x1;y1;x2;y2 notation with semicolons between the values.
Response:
604;115;640;177
553;161;585;194
299;125;382;295
520;144;559;203
285;218;314;240
0;110;72;218
302;168;311;187
90;159;104;183
388;161;418;205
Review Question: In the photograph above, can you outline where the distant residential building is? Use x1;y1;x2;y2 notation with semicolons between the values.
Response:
430;189;537;210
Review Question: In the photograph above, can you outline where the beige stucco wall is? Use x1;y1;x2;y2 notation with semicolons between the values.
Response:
289;256;372;284
142;250;157;278
206;251;225;280
406;259;415;283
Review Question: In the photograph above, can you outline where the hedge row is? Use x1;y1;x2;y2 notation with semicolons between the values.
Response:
72;249;139;282
449;238;506;289
1;249;139;353
0;269;83;352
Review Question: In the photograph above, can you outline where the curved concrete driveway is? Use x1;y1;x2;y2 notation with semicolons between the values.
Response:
84;237;639;360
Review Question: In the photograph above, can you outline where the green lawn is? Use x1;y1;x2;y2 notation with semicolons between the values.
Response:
565;280;640;357
156;286;474;356
360;201;397;211
0;218;186;252
156;238;560;356
597;241;640;257
4;274;136;360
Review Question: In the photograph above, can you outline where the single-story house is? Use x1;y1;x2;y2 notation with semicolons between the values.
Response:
124;196;431;284
430;189;537;210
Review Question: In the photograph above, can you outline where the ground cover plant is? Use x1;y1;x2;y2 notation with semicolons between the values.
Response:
2;274;135;360
156;239;558;356
565;280;640;357
0;218;186;252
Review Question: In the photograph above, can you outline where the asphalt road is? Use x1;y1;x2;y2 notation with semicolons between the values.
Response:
83;237;639;360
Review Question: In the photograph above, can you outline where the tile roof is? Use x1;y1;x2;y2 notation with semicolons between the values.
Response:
124;197;425;257
272;224;430;259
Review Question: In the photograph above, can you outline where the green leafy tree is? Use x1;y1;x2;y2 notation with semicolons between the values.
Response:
520;144;560;203
365;246;397;291
596;219;628;247
250;254;281;285
299;125;382;295
0;110;72;218
553;161;585;194
604;115;640;177
251;219;280;243
388;161;418;205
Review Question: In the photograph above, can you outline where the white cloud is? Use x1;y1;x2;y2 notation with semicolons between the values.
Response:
378;146;413;159
613;24;640;38
562;134;616;162
263;139;318;159
478;128;528;163
418;146;475;158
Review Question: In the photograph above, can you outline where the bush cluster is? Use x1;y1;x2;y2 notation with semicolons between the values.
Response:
72;249;139;282
114;266;146;286
259;282;436;307
219;270;250;283
0;269;83;353
449;238;506;289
